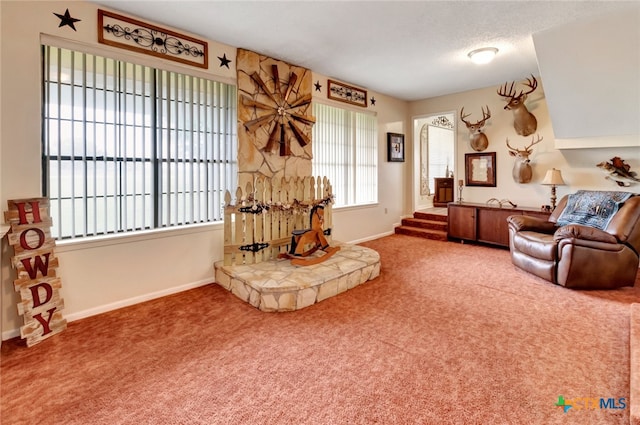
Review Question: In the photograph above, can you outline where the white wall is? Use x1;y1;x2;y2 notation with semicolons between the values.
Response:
0;1;410;338
409;81;640;209
533;7;640;145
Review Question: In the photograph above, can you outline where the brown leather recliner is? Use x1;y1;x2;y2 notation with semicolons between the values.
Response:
507;193;640;289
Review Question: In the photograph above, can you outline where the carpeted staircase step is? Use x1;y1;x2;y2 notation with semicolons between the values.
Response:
401;217;447;231
394;225;448;241
394;211;449;241
631;303;640;425
413;211;448;222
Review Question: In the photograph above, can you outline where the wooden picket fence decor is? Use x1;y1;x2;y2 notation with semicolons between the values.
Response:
223;176;334;266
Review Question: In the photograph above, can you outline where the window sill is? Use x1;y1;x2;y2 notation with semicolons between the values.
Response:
55;221;224;253
333;203;379;213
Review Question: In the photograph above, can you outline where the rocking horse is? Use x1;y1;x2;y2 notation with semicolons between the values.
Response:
278;204;340;266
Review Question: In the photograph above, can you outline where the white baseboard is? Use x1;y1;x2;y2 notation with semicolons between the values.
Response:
348;230;396;245
2;278;212;341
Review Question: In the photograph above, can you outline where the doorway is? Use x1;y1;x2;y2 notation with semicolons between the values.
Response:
413;113;456;210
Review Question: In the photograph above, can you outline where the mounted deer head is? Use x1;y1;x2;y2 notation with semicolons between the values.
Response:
497;75;538;136
506;134;543;183
460;106;491;151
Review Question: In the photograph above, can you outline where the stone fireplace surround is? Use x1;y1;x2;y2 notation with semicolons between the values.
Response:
215;50;381;311
214;243;380;312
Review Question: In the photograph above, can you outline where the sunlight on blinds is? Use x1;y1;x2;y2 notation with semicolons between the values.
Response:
312;103;377;207
42;45;237;239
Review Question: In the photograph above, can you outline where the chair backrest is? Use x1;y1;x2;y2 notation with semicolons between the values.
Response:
608;195;640;249
550;193;640;249
548;196;568;224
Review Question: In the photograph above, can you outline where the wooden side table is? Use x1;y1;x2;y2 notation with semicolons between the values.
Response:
433;178;454;207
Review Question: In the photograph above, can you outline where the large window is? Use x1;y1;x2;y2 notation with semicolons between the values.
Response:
42;45;237;240
312;103;377;207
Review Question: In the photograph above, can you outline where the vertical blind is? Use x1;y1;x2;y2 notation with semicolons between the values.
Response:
42;45;237;240
312;103;377;207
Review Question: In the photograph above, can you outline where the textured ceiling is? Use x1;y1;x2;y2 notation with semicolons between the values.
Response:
91;1;638;101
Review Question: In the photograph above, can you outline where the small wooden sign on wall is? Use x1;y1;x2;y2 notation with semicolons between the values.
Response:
98;9;208;69
4;198;66;346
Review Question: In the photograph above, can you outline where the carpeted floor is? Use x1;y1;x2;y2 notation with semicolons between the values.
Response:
2;234;639;424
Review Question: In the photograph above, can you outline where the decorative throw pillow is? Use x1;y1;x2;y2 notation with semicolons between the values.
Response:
556;190;633;231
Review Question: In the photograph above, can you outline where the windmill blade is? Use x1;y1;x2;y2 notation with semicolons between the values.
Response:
283;72;298;103
243;113;276;133
280;128;291;156
271;64;282;100
287;119;310;147
262;121;281;153
289;112;316;126
288;93;312;108
241;94;273;110
250;72;279;105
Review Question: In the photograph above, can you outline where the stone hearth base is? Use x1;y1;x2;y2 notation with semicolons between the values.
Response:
214;243;380;312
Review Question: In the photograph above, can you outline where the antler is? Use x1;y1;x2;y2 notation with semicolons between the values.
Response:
506;134;543;154
460;106;491;127
498;75;538;100
481;105;491;122
497;80;518;99
460;107;471;126
522;75;538;95
524;134;543;152
505;137;519;153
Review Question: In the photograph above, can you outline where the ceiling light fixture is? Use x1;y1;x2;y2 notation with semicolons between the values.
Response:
468;47;499;65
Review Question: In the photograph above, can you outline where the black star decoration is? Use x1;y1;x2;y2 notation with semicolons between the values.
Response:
53;9;81;32
218;53;232;68
370;97;376;106
314;81;322;92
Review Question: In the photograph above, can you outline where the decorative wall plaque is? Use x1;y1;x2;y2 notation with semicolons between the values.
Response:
4;198;67;346
236;49;314;188
98;9;208;69
240;63;315;157
327;79;367;107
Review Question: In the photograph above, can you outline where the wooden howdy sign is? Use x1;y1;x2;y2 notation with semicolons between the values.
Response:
4;198;66;346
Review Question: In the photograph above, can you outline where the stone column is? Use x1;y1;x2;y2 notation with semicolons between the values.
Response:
236;49;313;189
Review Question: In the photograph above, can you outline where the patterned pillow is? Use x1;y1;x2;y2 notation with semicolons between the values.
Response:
556;190;634;231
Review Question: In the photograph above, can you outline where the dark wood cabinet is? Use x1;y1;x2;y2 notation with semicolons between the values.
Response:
447;203;476;240
433;178;454;207
447;202;550;247
477;208;516;246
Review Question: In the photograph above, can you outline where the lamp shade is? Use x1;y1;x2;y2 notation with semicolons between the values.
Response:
542;168;565;186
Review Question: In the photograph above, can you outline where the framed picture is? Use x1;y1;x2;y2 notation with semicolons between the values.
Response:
327;79;368;107
387;133;405;162
465;152;496;187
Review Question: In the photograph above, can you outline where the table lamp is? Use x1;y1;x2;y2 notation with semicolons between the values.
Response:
541;168;565;210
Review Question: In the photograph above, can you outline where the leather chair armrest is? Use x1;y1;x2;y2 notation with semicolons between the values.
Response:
553;224;618;244
507;215;556;234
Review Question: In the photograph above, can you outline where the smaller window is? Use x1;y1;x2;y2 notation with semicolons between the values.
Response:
312;103;378;207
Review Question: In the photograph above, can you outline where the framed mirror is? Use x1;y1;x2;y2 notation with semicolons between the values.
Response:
416;114;455;196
